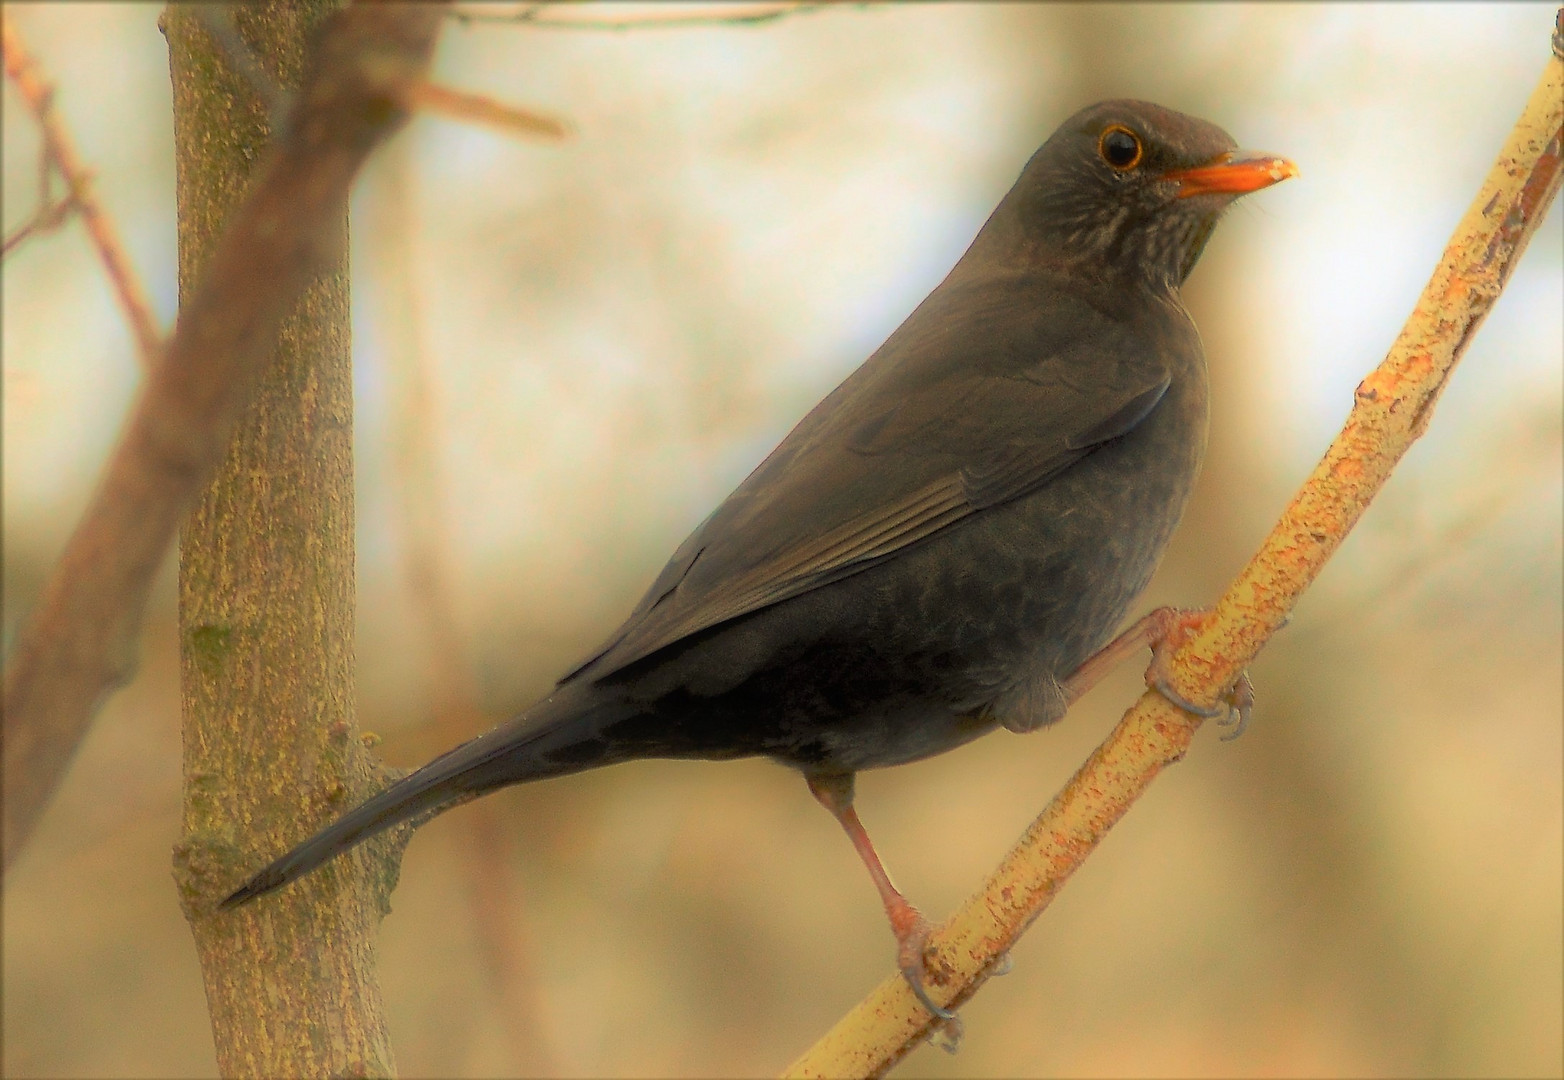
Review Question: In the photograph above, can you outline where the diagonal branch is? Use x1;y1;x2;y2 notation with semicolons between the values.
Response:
1;1;450;870
784;20;1563;1080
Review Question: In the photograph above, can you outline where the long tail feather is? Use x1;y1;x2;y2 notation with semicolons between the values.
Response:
221;687;632;908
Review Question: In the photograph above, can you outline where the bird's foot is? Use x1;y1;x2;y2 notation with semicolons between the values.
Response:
1143;607;1255;739
890;905;957;1022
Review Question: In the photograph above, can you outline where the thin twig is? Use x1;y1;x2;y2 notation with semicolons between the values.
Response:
453;1;833;30
4;124;73;254
404;78;572;140
2;193;75;255
1;11;163;368
785;26;1564;1080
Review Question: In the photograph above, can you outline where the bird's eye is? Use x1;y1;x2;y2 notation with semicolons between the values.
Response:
1098;126;1143;171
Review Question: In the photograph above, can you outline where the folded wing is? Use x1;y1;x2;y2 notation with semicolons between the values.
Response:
562;274;1172;684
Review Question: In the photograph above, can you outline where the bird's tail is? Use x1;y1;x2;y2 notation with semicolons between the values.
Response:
221;685;636;908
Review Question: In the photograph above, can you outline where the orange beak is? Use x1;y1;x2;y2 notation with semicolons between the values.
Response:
1164;150;1298;198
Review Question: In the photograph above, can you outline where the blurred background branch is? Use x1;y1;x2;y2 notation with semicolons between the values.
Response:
367;137;564;1075
404;78;573;141
1;11;161;365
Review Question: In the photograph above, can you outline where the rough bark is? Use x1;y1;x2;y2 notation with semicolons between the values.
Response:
165;3;445;1074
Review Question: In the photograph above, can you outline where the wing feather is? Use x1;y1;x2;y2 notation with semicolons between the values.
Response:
562;274;1174;683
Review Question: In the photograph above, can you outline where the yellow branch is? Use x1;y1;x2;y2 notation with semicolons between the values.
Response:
784;26;1564;1080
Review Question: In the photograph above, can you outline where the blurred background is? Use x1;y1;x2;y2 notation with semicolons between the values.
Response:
3;2;1560;1076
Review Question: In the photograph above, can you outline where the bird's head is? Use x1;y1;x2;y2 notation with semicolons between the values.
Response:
995;99;1297;288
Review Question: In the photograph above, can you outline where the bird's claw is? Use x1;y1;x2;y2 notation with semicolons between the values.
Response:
895;916;957;1021
1151;667;1253;738
1142;608;1255;738
1214;671;1255;740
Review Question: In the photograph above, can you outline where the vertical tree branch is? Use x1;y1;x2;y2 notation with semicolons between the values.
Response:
165;2;392;1073
160;4;444;1075
784;22;1563;1080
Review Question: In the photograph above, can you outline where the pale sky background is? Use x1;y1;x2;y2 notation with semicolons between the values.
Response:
4;4;1561;1078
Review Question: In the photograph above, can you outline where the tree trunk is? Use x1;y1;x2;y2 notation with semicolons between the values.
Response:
166;2;397;1074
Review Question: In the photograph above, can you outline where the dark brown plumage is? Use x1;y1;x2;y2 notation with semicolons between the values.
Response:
223;99;1295;1018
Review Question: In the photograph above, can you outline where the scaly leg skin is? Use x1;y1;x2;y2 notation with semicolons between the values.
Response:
1062;606;1255;739
806;772;957;1023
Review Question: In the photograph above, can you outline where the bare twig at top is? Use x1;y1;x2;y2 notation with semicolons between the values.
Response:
2;10;163;368
785;22;1564;1080
453;1;836;31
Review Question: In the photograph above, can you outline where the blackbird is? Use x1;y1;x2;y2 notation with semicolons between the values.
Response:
224;99;1295;1019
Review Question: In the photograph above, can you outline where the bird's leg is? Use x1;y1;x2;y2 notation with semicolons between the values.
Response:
1062;606;1255;738
806;772;956;1021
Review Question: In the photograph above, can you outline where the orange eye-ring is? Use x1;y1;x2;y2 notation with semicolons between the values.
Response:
1098;125;1143;171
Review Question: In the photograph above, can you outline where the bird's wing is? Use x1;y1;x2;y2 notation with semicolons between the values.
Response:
561;279;1171;684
